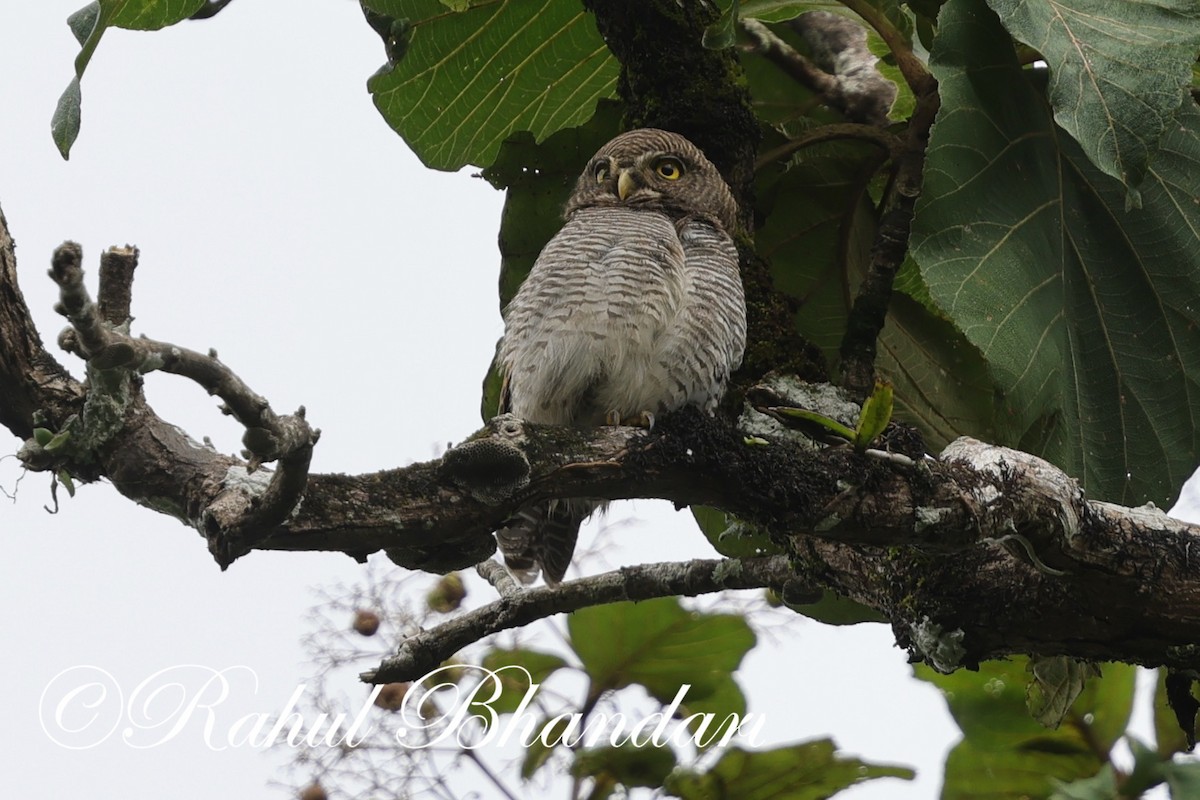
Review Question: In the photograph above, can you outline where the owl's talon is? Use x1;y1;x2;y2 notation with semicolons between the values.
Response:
605;409;622;426
634;411;655;430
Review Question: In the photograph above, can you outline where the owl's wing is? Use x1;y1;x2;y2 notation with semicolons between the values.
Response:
653;218;746;411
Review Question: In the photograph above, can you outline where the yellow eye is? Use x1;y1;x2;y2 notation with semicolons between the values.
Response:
595;165;609;183
655;159;683;180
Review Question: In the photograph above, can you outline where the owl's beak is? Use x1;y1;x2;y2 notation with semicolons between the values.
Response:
617;169;636;201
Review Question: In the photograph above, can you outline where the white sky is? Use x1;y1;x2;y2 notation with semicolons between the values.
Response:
1;3;1193;799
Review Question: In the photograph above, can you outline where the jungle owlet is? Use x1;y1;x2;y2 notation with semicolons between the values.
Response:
495;128;746;585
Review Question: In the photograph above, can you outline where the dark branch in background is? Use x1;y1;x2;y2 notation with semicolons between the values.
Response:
189;0;235;20
741;16;896;127
364;556;799;683
790;13;899;126
830;6;940;398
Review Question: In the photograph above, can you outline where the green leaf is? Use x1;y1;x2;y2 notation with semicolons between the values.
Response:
1026;657;1100;730
478;648;568;714
691;506;782;559
782;588;888;625
664;739;914;800
917;658;1136;798
702;0;739;49
943;745;1105;800
364;0;619;171
1154;669;1193;757
56;470;77;498
54;0;208;157
44;430;72;453
1161;759;1200;798
876;291;1001;451
853;380;893;448
520;715;570;779
32;428;54;447
755;141;881;358
984;0;1200;199
772;406;856;441
567;597;753;716
573;743;678;788
913;0;1200;507
1067;662;1135;753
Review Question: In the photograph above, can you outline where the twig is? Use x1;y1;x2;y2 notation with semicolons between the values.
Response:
47;242;318;566
741;19;841;104
462;749;520;800
743;16;897;127
363;556;796;683
476;559;521;598
837;0;933;96
97;246;138;324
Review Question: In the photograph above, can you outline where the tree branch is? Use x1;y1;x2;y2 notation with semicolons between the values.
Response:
363;556;799;683
837;75;940;398
25;240;318;567
2;214;1199;672
741;16;896;127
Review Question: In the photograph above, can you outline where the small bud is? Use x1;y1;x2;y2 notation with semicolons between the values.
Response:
426;573;466;614
298;782;327;800
352;609;381;637
374;682;410;711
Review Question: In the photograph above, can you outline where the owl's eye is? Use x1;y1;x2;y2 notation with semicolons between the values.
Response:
595;164;609;183
655;159;684;180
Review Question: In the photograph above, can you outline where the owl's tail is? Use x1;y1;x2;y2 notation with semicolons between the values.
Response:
496;499;598;586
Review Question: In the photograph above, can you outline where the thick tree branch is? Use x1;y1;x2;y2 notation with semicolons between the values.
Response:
23;240;318;567
0;208;85;445
2;215;1199;672
363;556;799;684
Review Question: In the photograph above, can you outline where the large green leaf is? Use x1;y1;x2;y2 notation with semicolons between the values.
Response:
664;739;914;800
984;0;1200;200
916;658;1137;799
912;0;1200;506
756;143;881;357
363;0;619;170
478;647;568;714
567;597;754;717
573;743;678;789
53;0;208;157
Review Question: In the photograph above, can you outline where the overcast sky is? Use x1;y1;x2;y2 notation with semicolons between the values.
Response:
2;3;1194;799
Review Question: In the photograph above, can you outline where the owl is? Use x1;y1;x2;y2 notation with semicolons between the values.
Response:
495;128;747;585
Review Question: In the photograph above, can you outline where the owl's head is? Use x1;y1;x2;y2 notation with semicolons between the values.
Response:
565;128;739;234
